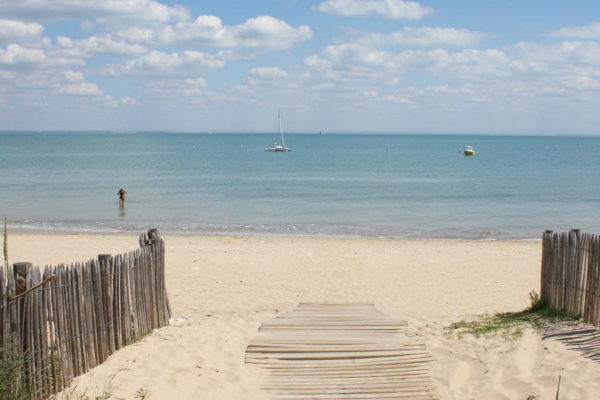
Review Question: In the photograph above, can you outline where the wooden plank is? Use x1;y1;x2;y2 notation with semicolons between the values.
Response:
246;304;438;400
248;345;426;352
266;365;431;373
270;393;437;399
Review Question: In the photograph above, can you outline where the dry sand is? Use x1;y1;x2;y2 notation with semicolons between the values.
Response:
10;233;600;399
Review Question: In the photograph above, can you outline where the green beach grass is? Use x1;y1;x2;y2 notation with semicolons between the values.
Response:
447;291;581;338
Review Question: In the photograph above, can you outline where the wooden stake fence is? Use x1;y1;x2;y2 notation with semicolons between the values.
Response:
541;229;600;328
0;229;171;399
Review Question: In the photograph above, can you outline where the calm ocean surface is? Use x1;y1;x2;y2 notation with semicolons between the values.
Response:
1;133;599;239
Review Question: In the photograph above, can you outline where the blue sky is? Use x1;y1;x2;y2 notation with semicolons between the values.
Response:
1;0;600;134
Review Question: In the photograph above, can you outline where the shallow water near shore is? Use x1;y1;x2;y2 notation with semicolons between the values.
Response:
1;132;599;239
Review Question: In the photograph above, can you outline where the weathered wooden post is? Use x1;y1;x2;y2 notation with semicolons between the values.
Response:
147;228;159;245
98;254;112;265
98;254;115;354
569;229;585;315
12;261;32;385
541;231;554;305
13;262;31;277
148;228;158;239
13;262;32;296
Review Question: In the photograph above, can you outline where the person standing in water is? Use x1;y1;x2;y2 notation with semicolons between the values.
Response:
118;187;127;204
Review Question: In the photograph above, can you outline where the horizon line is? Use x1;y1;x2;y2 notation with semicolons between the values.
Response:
0;130;599;137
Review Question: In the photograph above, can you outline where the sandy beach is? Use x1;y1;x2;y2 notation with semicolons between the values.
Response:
10;233;600;399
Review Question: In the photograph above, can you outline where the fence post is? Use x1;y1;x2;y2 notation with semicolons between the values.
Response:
13;261;32;295
13;262;31;277
147;228;159;245
98;254;112;265
148;228;158;239
98;254;115;355
541;231;553;304
12;261;32;392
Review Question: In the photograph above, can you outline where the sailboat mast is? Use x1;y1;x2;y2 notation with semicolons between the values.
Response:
278;109;285;147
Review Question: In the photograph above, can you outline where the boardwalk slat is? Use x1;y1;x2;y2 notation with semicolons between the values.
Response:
246;304;438;400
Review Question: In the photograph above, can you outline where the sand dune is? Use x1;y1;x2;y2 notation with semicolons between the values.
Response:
11;233;600;399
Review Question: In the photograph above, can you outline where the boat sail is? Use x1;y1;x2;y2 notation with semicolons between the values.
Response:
265;110;291;152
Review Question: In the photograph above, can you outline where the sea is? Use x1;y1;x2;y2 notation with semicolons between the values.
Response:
1;132;599;240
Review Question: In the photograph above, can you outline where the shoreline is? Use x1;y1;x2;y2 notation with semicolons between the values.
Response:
6;226;544;242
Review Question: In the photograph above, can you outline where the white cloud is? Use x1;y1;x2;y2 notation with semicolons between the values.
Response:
55;35;147;57
560;75;600;90
0;0;190;25
0;19;43;42
359;27;486;48
105;49;224;76
0;7;313;117
245;67;292;88
552;22;600;39
117;27;155;44
249;67;289;79
0;43;85;69
322;43;398;68
147;77;207;90
58;82;103;95
62;70;85;82
227;15;313;48
316;0;433;20
310;38;595;89
382;94;411;104
513;41;600;69
0;43;45;65
0;67;108;111
0;69;97;100
119;96;142;105
103;95;142;107
295;34;600;115
430;48;512;80
143;77;209;99
304;55;333;70
117;15;313;49
2;2;599;133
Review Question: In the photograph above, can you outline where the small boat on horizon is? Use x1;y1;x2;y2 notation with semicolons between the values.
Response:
463;145;476;156
265;109;291;152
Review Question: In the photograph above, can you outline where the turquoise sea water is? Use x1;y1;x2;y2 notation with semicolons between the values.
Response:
0;133;599;239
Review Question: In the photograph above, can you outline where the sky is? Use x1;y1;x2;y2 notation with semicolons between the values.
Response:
1;0;600;134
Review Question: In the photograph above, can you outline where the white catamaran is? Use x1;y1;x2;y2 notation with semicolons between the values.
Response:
265;110;292;152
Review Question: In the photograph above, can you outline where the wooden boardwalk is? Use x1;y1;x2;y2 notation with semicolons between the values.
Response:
246;303;438;400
